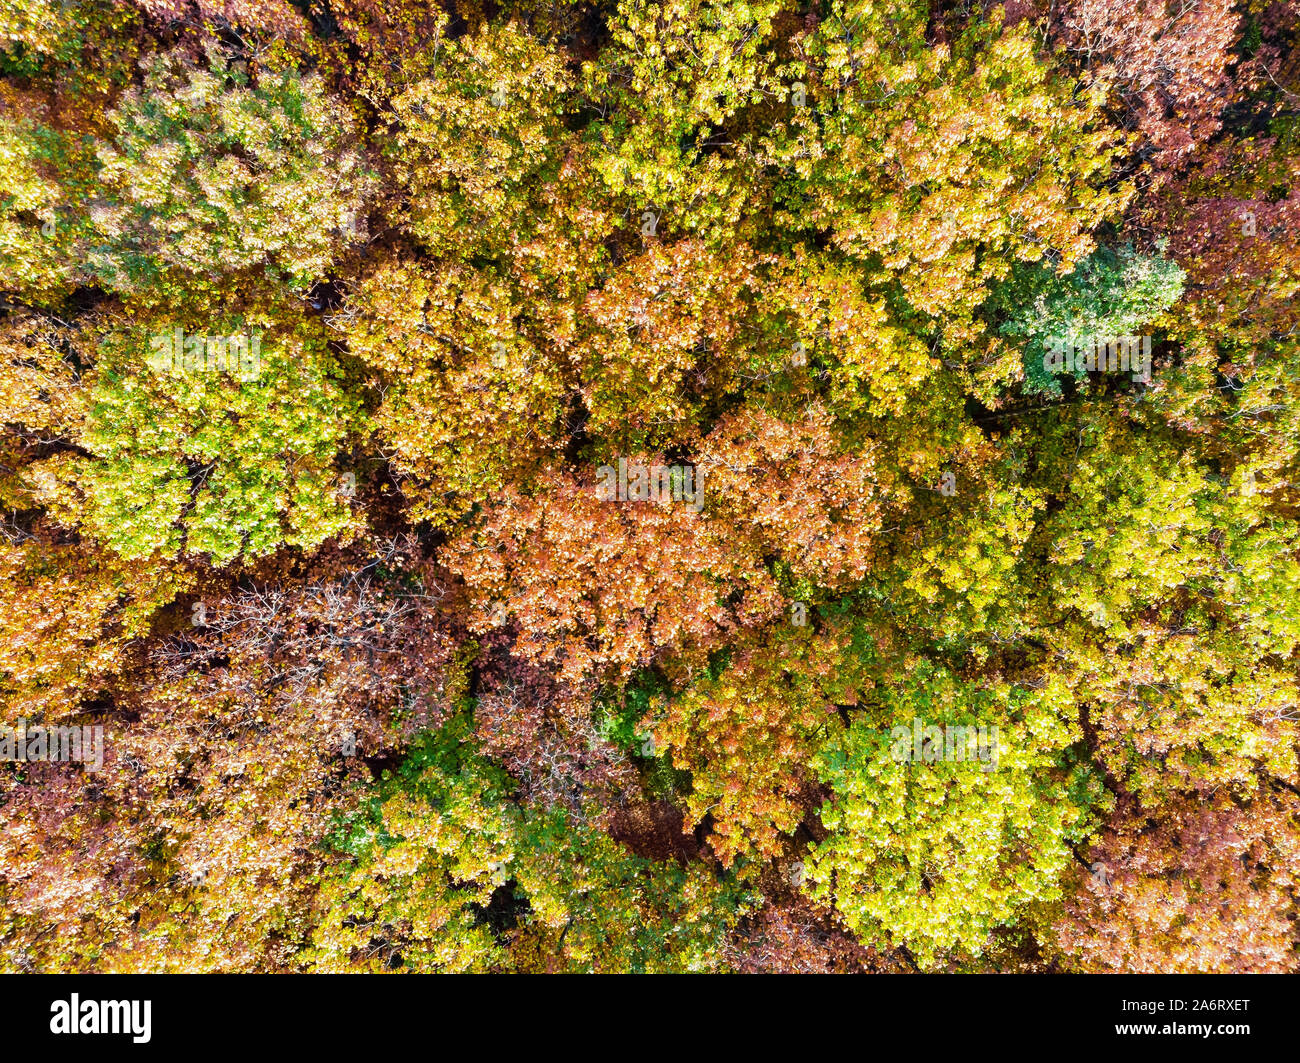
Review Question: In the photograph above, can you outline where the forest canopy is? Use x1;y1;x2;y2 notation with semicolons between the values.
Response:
1;0;1297;973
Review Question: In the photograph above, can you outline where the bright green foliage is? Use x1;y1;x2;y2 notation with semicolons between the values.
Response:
304;716;742;973
996;245;1186;395
1036;422;1300;799
304;720;518;973
1041;428;1299;646
42;320;358;565
804;661;1091;967
509;807;743;973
